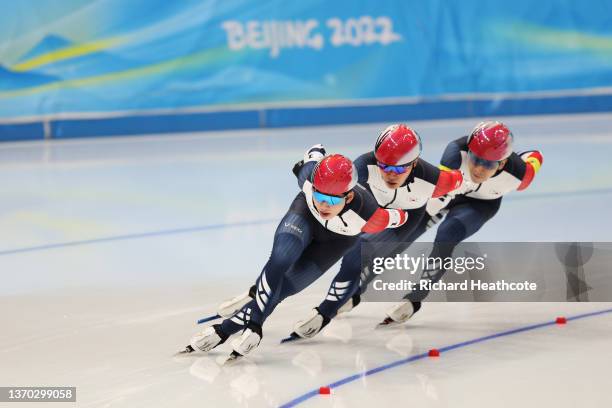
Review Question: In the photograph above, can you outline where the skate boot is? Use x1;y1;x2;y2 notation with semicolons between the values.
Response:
226;322;263;362
188;324;228;353
379;301;422;326
218;285;256;318
336;293;361;315
282;308;331;343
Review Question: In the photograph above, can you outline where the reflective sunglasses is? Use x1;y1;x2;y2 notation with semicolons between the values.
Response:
467;151;501;170
313;190;346;206
377;161;413;174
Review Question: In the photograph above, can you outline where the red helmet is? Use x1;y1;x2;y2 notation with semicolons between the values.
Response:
312;154;358;196
468;121;514;161
374;124;422;165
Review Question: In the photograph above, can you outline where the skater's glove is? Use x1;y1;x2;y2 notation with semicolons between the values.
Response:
303;144;326;163
519;150;543;171
388;209;409;228
362;208;408;233
292;160;305;177
517;150;543;191
432;169;463;198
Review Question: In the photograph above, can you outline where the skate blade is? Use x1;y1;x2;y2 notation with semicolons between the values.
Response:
375;317;398;328
223;351;243;365
197;314;221;324
174;345;196;356
280;332;302;344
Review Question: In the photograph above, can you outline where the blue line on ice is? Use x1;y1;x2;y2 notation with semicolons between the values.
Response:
279;308;612;408
1;187;611;256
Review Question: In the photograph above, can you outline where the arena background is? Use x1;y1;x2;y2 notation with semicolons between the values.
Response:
1;0;611;141
1;2;612;408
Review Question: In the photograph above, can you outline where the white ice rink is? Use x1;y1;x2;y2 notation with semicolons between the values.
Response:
1;113;612;407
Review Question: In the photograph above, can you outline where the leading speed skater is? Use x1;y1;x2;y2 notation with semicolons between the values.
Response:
182;145;410;360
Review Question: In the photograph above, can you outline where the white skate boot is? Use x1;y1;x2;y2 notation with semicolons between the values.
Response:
226;323;262;362
294;309;330;338
336;294;361;316
187;325;228;353
379;301;422;326
217;286;255;318
282;308;331;343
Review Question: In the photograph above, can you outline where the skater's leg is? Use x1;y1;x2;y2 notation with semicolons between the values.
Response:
274;237;359;338
228;236;358;349
316;241;363;318
281;235;360;304
381;199;502;325
406;198;502;302
359;208;428;294
215;212;313;337
317;207;427;318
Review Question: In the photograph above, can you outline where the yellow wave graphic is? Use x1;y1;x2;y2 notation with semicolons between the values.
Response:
12;36;127;72
497;22;612;53
0;46;232;99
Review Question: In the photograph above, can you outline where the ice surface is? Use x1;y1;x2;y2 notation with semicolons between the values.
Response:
1;113;611;407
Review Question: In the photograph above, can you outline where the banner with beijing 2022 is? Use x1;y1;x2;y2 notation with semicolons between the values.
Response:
1;0;611;119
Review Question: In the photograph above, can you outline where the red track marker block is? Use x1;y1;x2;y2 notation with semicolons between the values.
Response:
556;317;567;325
428;349;440;357
319;386;331;395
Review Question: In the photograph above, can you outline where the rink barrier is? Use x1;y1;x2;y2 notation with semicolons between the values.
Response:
0;121;45;142
1;92;611;142
279;307;612;408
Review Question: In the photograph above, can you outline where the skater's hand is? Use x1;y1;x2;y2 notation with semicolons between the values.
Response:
389;209;409;228
517;150;543;191
432;169;463;198
362;208;407;233
519;150;543;169
304;144;326;163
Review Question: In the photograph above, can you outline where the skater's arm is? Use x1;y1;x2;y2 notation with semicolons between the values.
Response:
439;137;467;171
293;144;327;189
350;182;408;233
517;150;543;191
361;207;408;233
432;169;463;198
353;153;374;186
293;160;316;189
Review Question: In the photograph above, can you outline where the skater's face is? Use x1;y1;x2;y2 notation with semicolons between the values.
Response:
378;161;416;189
467;156;507;183
313;191;354;219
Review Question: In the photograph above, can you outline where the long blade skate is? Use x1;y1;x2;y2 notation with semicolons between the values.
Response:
174;345;196;356
197;314;221;324
223;351;243;364
280;332;302;344
376;317;397;327
377;301;421;327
